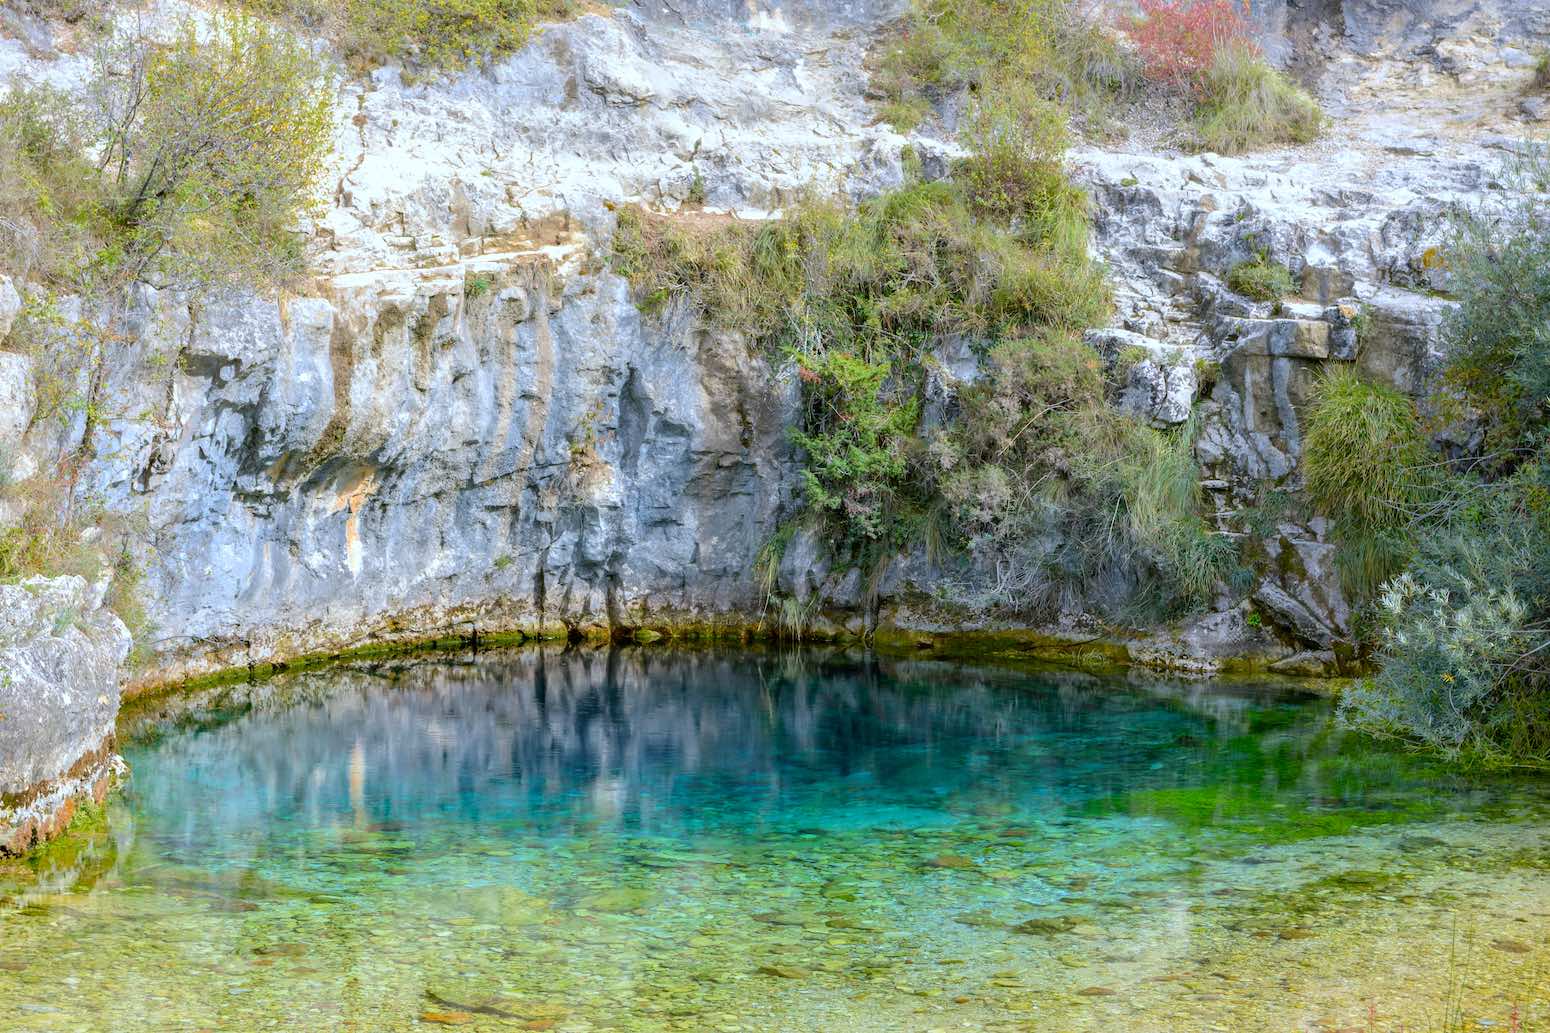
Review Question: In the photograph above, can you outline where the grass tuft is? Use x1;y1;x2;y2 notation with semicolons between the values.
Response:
870;0;1140;135
1192;43;1323;154
1226;254;1295;302
1302;367;1429;597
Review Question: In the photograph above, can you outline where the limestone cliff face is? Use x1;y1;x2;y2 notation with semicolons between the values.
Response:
87;255;801;686
0;0;917;686
0;0;1546;691
801;0;1550;673
0;575;129;855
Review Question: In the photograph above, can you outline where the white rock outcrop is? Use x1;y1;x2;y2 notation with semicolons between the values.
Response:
0;576;131;854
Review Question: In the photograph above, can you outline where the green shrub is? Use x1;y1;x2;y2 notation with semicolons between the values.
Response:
877;97;932;133
1193;356;1220;389
952;81;1093;263
1192;43;1322;154
612;173;1113;550
946;333;1104;466
754;522;796;602
932;333;1103;553
109;16;334;288
1536;50;1550;90
0;15;333;292
609;205;801;337
1;478;100;582
870;0;1138;134
1226;254;1294;302
613;176;1108;352
931;336;1229;618
1302;368;1430;596
790;353;921;544
103;546;153;669
1348;302;1372;348
1341;148;1550;766
1442;160;1550;460
685;168;707;207
1341;493;1545;763
238;0;576;73
0;461;153;659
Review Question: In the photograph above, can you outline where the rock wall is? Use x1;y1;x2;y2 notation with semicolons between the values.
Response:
0;0;921;687
0;575;130;855
85;257;801;688
768;0;1550;672
0;0;1547;694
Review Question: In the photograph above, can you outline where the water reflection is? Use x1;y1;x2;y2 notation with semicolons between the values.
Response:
118;649;1338;848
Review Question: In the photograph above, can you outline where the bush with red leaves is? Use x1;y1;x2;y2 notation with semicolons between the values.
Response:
1123;0;1259;93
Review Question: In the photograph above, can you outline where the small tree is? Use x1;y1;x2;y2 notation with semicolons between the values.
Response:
0;15;334;662
89;14;334;289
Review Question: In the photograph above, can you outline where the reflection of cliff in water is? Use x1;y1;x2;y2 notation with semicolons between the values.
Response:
116;647;1339;851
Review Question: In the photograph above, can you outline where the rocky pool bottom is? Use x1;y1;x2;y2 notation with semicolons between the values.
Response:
1;648;1547;1032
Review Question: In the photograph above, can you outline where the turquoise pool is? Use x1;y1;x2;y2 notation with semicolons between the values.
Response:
2;648;1546;1031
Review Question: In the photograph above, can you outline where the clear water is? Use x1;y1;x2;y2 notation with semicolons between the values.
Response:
2;648;1548;1032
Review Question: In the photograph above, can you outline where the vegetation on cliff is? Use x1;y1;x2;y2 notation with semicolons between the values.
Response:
613;0;1232;624
0;14;334;657
237;0;578;74
869;0;1139;134
1122;0;1322;153
1302;368;1431;597
0;16;331;291
1225;253;1296;303
1190;41;1322;153
1335;153;1550;765
871;0;1326;154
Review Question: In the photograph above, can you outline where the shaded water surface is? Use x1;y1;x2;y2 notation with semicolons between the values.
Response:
2;648;1547;1031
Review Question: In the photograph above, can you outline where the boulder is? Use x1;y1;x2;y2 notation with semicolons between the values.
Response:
1089;329;1200;428
1118;355;1198;427
1251;530;1353;651
0;576;131;855
1128;606;1294;673
1357;288;1453;397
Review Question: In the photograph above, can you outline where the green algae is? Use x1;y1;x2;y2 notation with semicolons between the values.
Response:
1086;784;1448;845
125;599;1345;715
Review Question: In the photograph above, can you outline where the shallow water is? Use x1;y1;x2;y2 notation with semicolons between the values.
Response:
2;648;1548;1032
